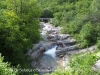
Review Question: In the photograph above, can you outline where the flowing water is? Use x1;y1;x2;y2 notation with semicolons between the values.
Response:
44;45;57;58
38;45;58;74
34;22;66;74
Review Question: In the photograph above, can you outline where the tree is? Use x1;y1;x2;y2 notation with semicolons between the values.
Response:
0;0;41;68
79;22;95;47
0;53;18;75
41;8;53;18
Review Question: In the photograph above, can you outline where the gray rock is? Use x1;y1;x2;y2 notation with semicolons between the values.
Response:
40;22;45;28
92;59;100;71
47;35;59;41
59;34;70;40
55;44;79;57
56;41;66;47
56;44;78;51
33;43;43;50
47;35;54;39
47;29;56;34
56;50;66;57
31;47;45;60
61;38;76;45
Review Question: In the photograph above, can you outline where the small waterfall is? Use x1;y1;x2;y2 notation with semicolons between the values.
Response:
44;45;57;58
32;22;69;74
38;45;58;74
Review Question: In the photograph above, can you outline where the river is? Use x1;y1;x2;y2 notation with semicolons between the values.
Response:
30;22;73;75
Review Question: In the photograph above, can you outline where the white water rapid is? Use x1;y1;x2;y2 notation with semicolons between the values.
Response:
44;45;57;58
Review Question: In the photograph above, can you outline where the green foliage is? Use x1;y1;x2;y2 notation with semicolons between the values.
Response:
38;0;100;75
0;53;18;75
45;0;100;47
0;0;41;75
97;40;100;49
68;52;99;75
45;52;99;75
79;22;94;47
41;8;53;18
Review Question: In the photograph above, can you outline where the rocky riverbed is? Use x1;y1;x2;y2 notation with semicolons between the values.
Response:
26;22;76;75
26;22;99;75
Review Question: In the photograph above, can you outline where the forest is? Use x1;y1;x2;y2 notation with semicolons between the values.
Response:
0;0;100;75
0;0;41;75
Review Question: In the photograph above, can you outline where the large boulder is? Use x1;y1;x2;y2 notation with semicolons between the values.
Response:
56;44;80;57
47;34;71;41
33;43;43;50
56;44;79;51
59;34;70;40
47;29;55;34
28;43;46;60
46;28;59;34
47;34;59;41
62;38;76;45
56;41;66;47
56;50;66;58
31;46;45;60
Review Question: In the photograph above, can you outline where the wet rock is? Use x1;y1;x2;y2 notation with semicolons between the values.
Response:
46;28;59;35
56;44;79;51
59;34;70;40
62;38;76;45
42;25;51;31
56;41;66;47
45;45;51;50
45;44;55;50
31;47;45;60
47;34;71;41
56;50;66;57
55;44;80;57
30;43;46;60
47;35;54;39
47;35;59;41
40;22;45;28
47;29;55;34
33;43;43;50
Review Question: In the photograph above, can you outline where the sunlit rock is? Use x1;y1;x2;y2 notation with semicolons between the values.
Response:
92;59;100;71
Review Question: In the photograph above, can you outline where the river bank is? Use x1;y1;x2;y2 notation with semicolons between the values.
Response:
27;22;98;75
26;22;75;75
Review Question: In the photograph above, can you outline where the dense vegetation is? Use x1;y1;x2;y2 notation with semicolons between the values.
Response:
0;0;41;75
46;51;100;75
38;0;100;75
0;0;100;75
38;0;100;48
0;54;18;75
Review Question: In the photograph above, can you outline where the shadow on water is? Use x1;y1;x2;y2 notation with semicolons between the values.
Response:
38;44;58;74
40;54;58;71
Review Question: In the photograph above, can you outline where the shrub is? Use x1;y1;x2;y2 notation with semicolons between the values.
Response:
97;40;100;49
45;52;99;75
0;53;18;75
79;22;94;47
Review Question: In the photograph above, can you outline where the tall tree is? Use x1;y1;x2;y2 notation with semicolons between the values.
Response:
0;0;41;68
